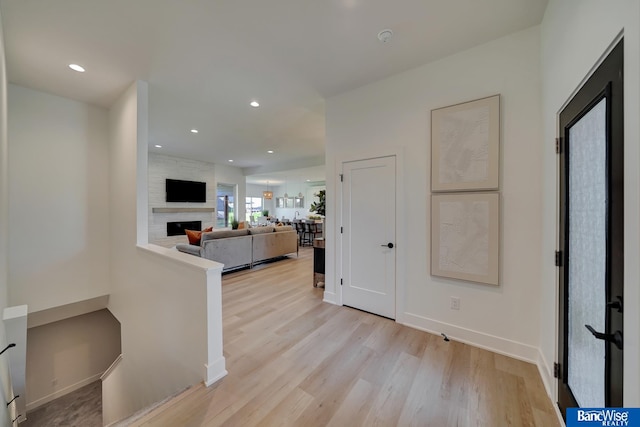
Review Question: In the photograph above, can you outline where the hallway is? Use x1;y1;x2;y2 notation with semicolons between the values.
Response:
126;247;560;426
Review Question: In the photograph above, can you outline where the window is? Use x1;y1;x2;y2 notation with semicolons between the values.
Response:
216;184;235;228
246;197;263;223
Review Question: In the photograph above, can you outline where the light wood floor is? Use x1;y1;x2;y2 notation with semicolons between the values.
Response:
128;247;560;427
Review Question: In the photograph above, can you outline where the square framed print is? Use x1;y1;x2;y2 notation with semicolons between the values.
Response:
431;95;500;192
431;192;499;285
285;197;295;208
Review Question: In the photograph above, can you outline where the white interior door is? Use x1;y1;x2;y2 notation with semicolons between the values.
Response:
342;156;396;318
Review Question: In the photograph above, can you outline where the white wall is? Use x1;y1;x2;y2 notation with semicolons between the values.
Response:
25;309;121;411
268;183;325;220
7;85;110;313
540;0;640;404
325;27;543;361
0;6;8;318
0;11;13;426
104;81;225;423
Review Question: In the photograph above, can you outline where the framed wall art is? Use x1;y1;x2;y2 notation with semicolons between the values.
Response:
431;95;500;192
431;192;499;285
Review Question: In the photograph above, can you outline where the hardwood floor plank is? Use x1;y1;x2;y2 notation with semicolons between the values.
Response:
359;323;426;388
257;387;315;427
280;307;363;365
325;378;376;427
363;351;421;426
122;247;560;427
397;336;464;426
297;322;377;399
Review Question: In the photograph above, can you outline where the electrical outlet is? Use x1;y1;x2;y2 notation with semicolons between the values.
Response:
450;297;460;310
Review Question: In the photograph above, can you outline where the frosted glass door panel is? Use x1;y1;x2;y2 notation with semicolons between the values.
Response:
567;98;607;407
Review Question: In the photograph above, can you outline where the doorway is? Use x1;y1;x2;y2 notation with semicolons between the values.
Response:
216;184;236;228
557;40;623;417
341;156;396;319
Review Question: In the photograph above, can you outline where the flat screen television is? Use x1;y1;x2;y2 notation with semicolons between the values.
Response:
166;179;206;203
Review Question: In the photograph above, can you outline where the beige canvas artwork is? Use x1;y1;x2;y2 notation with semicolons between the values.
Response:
431;95;500;192
431;192;499;285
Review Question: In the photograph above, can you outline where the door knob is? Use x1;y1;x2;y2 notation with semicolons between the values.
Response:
381;243;394;249
585;324;623;350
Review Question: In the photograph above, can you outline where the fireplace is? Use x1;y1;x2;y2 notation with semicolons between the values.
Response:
167;221;202;236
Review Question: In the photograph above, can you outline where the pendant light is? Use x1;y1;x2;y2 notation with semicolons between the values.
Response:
263;181;273;200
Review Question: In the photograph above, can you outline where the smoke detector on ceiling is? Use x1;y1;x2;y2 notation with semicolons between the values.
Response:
377;29;393;43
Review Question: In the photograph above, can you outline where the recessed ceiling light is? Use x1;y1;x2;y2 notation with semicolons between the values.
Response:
267;150;274;154
68;63;85;72
190;129;198;134
377;29;393;43
228;159;234;163
306;179;311;182
154;144;162;148
250;101;260;108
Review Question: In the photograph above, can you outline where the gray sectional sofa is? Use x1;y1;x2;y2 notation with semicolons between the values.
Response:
176;225;298;271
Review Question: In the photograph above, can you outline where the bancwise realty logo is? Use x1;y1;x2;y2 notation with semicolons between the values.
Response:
567;408;640;426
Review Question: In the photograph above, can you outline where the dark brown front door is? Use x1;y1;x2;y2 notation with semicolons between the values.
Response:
557;39;624;418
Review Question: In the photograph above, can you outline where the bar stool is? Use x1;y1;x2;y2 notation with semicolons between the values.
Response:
293;220;304;245
301;221;314;246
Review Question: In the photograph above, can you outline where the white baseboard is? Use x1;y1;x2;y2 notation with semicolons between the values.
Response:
401;312;539;363
536;350;565;426
536;349;554;399
26;372;103;412
323;291;337;305
402;313;565;424
553;405;565;426
204;357;227;387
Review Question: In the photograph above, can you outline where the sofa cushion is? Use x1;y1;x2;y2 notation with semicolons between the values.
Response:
248;226;275;235
176;243;202;257
200;234;252;270
275;225;293;232
252;228;298;263
200;228;249;243
185;227;213;245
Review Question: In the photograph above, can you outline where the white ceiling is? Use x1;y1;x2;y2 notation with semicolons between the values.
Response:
246;165;326;186
0;0;548;178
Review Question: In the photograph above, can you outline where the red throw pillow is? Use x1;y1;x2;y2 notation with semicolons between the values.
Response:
185;227;213;245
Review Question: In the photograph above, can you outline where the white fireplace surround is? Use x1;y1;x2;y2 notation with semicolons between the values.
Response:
148;153;217;243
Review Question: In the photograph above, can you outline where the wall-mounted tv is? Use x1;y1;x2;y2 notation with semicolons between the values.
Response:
166;179;206;203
